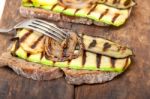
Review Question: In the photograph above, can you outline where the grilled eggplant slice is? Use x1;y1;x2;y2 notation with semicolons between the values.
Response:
10;29;132;72
82;34;133;58
22;0;134;26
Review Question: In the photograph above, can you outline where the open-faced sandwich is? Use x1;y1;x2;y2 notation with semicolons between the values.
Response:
20;0;136;26
0;20;133;85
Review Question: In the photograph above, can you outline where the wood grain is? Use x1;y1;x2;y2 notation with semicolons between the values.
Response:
0;0;150;99
0;0;74;99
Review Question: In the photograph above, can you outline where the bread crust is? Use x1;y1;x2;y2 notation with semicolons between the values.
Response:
0;52;63;80
19;6;108;26
62;68;120;85
0;52;121;85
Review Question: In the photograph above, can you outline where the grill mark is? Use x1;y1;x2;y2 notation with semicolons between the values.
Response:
10;37;19;41
124;0;131;6
81;34;85;49
96;54;101;68
110;58;116;68
87;3;98;15
117;0;121;4
67;60;72;66
28;0;33;3
99;9;109;20
50;4;58;11
62;6;68;11
112;13;120;23
74;9;80;16
123;58;129;70
31;35;44;49
88;39;97;48
53;61;56;66
113;0;117;4
82;50;87;66
19;30;32;42
105;0;108;3
45;52;50;60
117;46;122;51
40;52;44;60
27;53;31;58
103;42;111;51
11;40;20;56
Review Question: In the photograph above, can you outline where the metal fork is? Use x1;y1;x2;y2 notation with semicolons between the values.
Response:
0;19;70;43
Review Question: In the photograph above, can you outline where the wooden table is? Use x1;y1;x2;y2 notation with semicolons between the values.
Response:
0;0;150;99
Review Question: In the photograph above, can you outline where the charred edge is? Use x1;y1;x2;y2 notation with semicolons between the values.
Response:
110;58;116;68
88;39;97;48
19;30;33;42
123;58;129;70
124;0;131;6
96;54;101;68
113;0;117;4
31;35;44;49
82;50;87;66
87;3;98;15
112;13;120;23
103;42;111;51
50;4;58;11
99;9;109;20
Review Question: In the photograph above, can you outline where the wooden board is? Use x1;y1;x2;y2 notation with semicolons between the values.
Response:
0;0;150;99
0;0;74;99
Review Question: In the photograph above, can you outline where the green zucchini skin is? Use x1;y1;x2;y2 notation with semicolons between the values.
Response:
10;29;132;73
22;0;134;26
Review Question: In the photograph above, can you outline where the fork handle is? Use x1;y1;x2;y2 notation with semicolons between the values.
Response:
0;28;14;34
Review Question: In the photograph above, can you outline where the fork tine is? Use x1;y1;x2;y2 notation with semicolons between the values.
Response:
31;21;66;39
24;25;64;43
14;19;69;43
33;19;70;36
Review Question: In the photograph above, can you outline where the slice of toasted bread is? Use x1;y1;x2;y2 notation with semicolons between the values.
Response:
0;52;121;85
0;52;63;80
19;6;108;26
62;68;120;85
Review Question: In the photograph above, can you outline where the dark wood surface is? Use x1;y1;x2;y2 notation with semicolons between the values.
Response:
0;0;150;99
